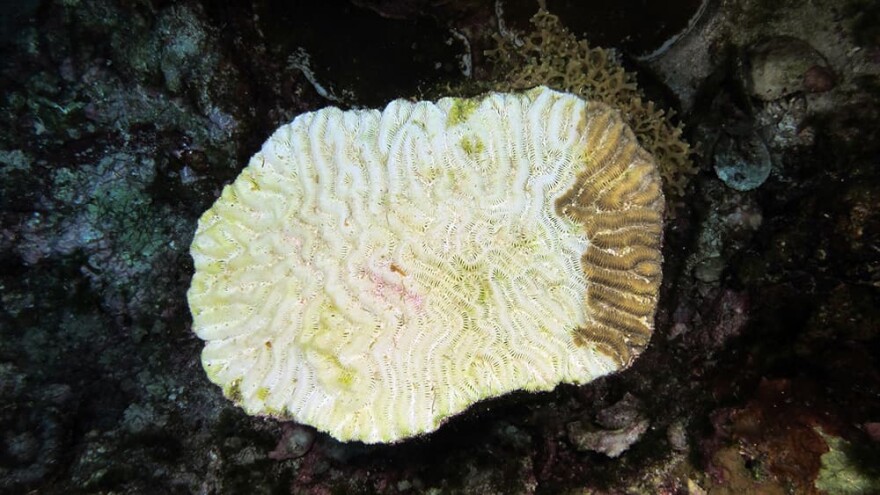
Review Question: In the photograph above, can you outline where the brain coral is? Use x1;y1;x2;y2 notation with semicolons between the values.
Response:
486;11;695;203
188;86;664;443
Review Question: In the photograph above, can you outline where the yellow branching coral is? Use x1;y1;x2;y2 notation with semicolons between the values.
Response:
486;11;696;202
188;87;663;443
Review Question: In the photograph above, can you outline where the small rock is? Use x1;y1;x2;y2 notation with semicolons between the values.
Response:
864;422;880;442
745;37;831;101
122;403;164;434
803;65;835;93
705;290;750;349
694;256;726;283
723;201;763;233
268;423;315;461
568;393;650;457
713;131;772;191
596;393;643;430
687;478;708;495
567;419;650;458
667;420;689;452
232;445;266;466
755;96;813;152
568;393;650;458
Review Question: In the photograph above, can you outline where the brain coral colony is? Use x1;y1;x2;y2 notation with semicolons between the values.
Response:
188;86;664;443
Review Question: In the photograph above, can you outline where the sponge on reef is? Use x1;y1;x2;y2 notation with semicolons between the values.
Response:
187;86;664;443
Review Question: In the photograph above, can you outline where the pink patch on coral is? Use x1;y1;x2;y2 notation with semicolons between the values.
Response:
362;264;425;313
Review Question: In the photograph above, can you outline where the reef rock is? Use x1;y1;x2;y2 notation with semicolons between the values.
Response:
745;37;831;101
187;86;664;443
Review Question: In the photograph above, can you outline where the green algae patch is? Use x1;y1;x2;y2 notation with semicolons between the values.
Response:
256;387;270;401
460;135;485;157
815;430;880;494
447;98;479;127
224;378;243;403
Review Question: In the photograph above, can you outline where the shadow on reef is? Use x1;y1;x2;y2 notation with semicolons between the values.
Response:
0;0;879;494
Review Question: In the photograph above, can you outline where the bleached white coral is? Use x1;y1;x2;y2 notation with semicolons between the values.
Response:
188;86;664;443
